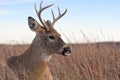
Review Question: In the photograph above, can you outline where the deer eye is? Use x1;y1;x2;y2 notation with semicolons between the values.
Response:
49;35;56;40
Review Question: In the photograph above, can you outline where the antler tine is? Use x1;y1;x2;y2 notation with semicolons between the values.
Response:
52;7;67;25
40;1;43;10
34;1;53;28
58;7;61;15
51;10;55;20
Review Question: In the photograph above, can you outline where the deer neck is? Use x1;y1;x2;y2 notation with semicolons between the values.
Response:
20;42;52;69
8;42;52;79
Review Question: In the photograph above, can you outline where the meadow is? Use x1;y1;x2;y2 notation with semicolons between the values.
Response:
0;42;120;80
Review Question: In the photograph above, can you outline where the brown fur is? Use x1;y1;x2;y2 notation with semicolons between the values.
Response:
7;40;53;80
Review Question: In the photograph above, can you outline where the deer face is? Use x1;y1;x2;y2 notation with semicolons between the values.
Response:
28;1;71;56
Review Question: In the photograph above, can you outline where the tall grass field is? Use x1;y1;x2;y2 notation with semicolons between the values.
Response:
0;42;120;80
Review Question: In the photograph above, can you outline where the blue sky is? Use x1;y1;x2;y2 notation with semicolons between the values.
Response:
0;0;120;43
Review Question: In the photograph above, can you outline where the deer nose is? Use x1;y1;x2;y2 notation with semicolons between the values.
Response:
62;46;71;56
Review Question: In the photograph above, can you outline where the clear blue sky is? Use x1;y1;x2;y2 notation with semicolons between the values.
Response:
0;0;120;43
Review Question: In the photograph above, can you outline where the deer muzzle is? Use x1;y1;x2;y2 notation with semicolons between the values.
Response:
61;45;71;56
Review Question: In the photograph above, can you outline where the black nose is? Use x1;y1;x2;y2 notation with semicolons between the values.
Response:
63;47;71;52
62;46;71;56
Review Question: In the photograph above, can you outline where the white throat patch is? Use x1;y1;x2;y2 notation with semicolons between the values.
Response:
41;53;52;62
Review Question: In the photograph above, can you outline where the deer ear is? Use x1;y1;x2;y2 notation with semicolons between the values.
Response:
28;17;40;32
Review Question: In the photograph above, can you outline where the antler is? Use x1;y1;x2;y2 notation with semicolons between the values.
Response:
34;1;53;30
51;7;67;26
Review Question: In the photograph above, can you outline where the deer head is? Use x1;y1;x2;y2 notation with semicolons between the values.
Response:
28;1;71;58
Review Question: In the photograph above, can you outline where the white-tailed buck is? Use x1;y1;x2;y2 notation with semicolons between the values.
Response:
7;1;71;80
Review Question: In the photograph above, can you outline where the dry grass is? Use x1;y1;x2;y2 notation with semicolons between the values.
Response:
0;42;120;80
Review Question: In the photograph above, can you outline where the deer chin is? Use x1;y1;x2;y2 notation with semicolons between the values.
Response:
41;53;52;62
62;50;71;56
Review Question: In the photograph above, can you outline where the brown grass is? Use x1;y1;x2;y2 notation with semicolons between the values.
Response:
0;42;120;80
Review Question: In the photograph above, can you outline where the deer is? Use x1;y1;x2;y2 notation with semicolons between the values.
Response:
7;1;71;80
